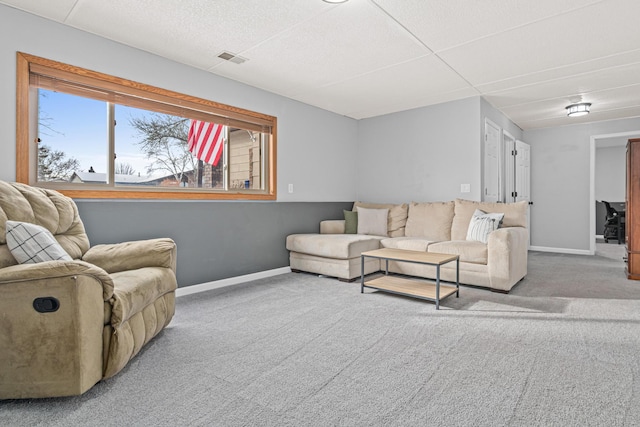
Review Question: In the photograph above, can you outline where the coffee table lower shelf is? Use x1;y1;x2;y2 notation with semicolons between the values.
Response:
364;276;458;302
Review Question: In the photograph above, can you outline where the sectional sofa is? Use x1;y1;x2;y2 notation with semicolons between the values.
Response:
286;199;529;293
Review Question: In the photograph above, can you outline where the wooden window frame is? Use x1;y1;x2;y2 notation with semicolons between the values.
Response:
16;52;277;200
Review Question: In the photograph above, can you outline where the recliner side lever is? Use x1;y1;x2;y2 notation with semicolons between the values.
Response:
33;297;60;313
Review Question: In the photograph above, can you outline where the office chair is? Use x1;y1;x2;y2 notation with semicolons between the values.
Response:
602;200;625;244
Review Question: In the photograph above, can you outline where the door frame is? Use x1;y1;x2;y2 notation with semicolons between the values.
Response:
589;130;640;255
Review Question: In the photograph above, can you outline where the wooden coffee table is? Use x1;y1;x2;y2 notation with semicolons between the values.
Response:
360;248;459;309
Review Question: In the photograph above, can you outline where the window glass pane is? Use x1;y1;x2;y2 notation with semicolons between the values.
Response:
115;106;226;189
229;128;262;190
37;89;107;183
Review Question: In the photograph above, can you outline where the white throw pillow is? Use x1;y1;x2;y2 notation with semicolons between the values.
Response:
356;207;389;236
5;220;72;264
466;209;505;243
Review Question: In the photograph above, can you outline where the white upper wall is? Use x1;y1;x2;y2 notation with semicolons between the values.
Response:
356;97;482;203
0;4;358;202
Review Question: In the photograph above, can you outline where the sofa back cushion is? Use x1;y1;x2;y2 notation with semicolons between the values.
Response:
404;201;455;241
353;202;408;237
451;199;528;241
0;181;90;268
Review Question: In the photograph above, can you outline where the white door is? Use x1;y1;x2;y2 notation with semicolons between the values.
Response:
484;119;501;202
503;131;516;203
515;140;531;244
515;140;531;202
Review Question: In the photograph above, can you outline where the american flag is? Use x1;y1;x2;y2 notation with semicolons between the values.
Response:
187;120;225;166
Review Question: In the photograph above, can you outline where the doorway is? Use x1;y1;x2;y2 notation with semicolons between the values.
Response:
590;130;640;255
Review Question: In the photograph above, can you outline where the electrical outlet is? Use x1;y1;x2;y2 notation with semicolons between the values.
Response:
288;184;294;193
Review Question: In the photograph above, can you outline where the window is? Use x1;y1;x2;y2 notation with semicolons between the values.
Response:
16;52;277;200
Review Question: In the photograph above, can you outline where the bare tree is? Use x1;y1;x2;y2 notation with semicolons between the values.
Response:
114;162;136;175
38;144;81;181
129;113;197;184
37;92;81;181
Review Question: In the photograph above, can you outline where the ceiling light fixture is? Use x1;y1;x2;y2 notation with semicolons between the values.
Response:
566;103;591;117
322;0;349;3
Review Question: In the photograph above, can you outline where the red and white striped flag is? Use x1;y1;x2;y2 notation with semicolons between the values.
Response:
187;120;225;166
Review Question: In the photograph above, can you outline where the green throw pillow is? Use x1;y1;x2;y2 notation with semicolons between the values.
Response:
344;210;358;234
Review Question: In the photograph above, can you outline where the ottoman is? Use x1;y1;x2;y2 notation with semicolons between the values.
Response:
286;234;383;281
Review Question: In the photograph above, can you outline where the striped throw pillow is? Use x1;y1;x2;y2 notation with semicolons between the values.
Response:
466;209;505;243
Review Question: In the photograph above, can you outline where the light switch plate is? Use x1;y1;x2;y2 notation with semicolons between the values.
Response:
461;184;470;193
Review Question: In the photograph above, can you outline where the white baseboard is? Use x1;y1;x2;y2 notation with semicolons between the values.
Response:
529;246;593;256
176;267;292;297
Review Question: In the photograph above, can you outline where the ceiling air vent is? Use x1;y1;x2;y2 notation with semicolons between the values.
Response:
217;51;247;64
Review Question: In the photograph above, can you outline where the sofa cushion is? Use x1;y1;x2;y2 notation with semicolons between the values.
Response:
451;199;527;241
356;207;388;236
466;209;505;243
286;234;382;259
428;240;488;264
343;210;358;234
380;237;433;252
5;220;73;264
404;201;454;241
353;202;408;237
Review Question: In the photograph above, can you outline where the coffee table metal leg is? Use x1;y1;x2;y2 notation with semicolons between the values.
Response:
456;257;460;297
360;255;365;293
436;265;441;310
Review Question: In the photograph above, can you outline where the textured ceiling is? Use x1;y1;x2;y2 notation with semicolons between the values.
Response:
3;0;640;129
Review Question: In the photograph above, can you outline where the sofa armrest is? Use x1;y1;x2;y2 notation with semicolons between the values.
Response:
487;227;529;292
320;220;346;234
82;238;177;274
0;260;114;301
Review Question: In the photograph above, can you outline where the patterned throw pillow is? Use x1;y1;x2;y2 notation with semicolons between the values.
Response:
5;220;72;264
466;209;505;243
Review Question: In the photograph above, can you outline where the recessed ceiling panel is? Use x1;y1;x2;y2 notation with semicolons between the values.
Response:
63;0;332;70
212;1;431;91
0;0;78;22
502;85;640;129
439;0;640;86
476;49;640;94
484;62;640;109
374;0;604;52
290;55;475;118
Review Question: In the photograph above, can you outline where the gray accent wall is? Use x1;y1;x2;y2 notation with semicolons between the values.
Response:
75;200;351;287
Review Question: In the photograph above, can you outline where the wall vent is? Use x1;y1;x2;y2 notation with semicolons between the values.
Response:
217;51;247;64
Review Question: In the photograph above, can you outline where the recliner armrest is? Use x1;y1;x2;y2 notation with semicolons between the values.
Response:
0;260;114;301
82;238;177;274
